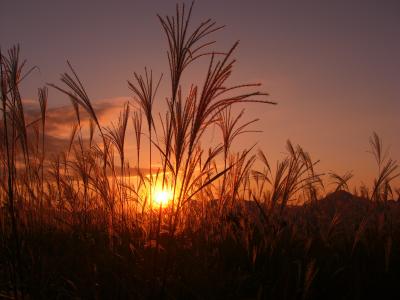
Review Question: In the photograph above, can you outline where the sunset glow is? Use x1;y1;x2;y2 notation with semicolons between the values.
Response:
153;188;173;207
1;1;399;298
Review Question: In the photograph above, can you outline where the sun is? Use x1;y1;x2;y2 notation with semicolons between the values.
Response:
153;188;173;206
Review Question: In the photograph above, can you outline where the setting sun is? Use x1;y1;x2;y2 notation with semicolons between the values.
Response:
154;188;173;206
2;1;399;299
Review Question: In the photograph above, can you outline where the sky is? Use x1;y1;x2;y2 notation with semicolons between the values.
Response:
1;0;399;189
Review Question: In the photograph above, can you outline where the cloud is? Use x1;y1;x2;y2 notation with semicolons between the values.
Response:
16;96;132;156
45;96;131;139
3;96;159;174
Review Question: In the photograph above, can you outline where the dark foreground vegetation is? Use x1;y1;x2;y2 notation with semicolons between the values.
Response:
1;3;399;299
1;190;400;299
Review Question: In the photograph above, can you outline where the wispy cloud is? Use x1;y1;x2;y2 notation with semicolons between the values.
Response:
20;96;131;155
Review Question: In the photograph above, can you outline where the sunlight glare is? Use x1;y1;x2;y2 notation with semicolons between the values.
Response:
154;188;173;206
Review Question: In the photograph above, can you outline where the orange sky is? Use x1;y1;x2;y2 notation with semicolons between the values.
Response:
2;0;399;190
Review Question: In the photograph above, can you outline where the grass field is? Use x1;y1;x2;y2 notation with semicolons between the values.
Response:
1;3;399;299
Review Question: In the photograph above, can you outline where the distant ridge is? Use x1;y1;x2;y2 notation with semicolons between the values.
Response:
317;190;370;213
318;190;399;210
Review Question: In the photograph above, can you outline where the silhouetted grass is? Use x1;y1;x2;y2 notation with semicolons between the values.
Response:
1;3;399;299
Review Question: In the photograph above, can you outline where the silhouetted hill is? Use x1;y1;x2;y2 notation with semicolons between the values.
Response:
316;190;399;215
316;190;370;215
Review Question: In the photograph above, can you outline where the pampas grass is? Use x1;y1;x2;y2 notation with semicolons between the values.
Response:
1;3;399;299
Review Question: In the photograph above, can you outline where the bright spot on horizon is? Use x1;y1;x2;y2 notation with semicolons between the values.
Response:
154;188;173;206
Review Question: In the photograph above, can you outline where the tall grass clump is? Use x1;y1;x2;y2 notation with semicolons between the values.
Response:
1;3;399;299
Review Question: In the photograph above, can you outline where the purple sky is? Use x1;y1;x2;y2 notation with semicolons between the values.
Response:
1;0;399;188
